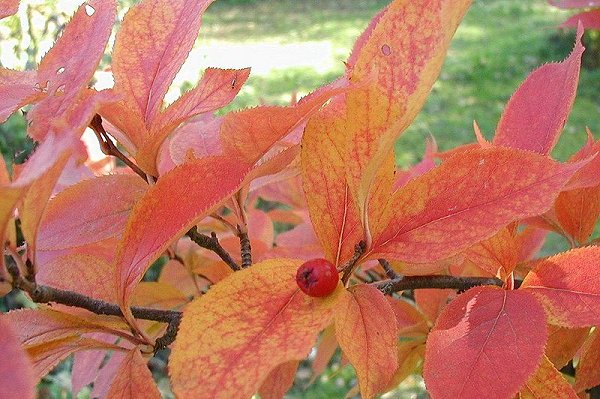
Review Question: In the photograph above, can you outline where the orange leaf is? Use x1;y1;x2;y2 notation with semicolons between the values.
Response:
19;152;72;254
386;296;429;335
37;253;116;302
545;325;589;369
139;68;251;174
115;156;250;325
221;87;343;166
415;289;453;324
153;67;251;136
36;174;147;251
520;355;577;399
26;335;123;381
423;286;547;399
522;246;600;327
0;317;35;399
310;324;338;382
493;26;583;155
131;282;187;310
0;0;19;19
462;227;519;279
344;0;471;219
334;284;399;399
554;186;600;244
169;259;342;399
5;308;129;348
258;360;299;399
368;147;585;263
575;328;600;392
105;0;249;175
111;0;214;127
105;348;162;399
563;128;600;190
301;99;364;265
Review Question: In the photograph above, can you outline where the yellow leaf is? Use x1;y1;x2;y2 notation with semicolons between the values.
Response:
169;258;342;399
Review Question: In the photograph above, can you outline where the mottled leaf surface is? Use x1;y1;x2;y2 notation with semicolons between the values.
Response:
424;286;547;399
170;259;342;399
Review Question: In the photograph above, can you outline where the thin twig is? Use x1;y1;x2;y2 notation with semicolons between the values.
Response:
187;226;241;271
340;241;367;284
378;258;401;280
373;275;503;295
238;227;252;268
89;114;147;180
7;259;181;351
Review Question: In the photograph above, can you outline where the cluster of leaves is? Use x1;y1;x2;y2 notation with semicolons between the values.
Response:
1;0;600;398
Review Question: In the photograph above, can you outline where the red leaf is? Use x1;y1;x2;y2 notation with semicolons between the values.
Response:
334;284;399;398
115;156;250;324
493;26;584;155
0;0;19;19
105;348;162;399
423;286;547;399
522;246;600;327
368;147;585;263
37;174;147;251
561;10;600;29
28;0;116;141
0;317;35;399
549;0;600;9
0;69;37;123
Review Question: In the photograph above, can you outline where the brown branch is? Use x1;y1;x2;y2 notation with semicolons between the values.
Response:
238;228;252;268
7;259;181;351
89;114;147;181
374;275;504;295
340;241;367;284
378;259;401;280
187;226;241;271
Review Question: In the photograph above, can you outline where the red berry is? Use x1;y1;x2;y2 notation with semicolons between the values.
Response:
295;258;339;297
